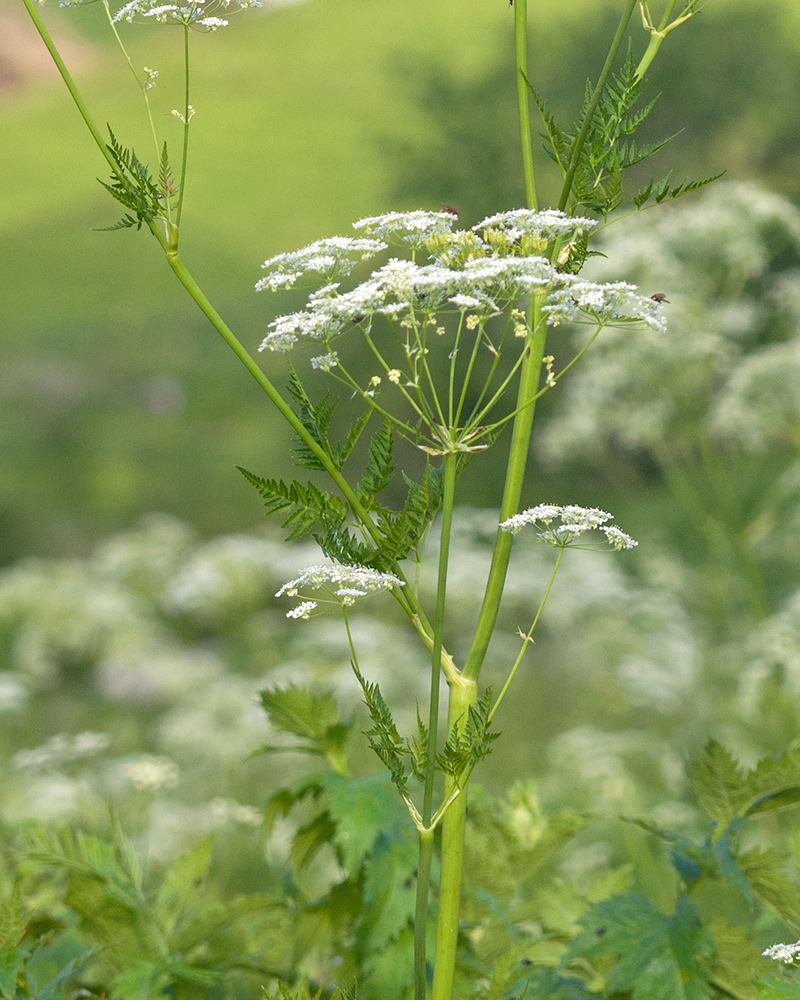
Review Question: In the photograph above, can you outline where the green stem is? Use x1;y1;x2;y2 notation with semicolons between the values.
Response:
430;674;477;1000
176;26;191;227
488;546;563;723
415;451;458;1000
414;830;434;1000
558;0;638;212
635;0;680;79
514;0;537;210
462;298;547;685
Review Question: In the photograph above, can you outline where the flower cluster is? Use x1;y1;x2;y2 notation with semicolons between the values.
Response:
763;941;800;964
276;563;405;619
256;237;387;292
111;0;261;28
474;208;597;257
13;731;111;771
542;280;667;333
123;753;180;791
256;209;666;356
354;210;458;249
500;504;638;551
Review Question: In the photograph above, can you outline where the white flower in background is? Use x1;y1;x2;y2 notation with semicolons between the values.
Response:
763;941;800;964
210;798;262;827
276;563;404;618
13;731;111;771
256;237;386;291
0;673;28;712
123;754;180;792
111;0;261;27
542;279;667;333
500;504;638;550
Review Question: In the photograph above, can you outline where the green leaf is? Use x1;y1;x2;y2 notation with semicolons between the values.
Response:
689;740;752;831
290;812;337;874
738;847;800;925
566;894;714;1000
358;830;418;950
705;914;773;999
261;685;341;742
319;772;406;873
0;948;28;1000
156;836;213;934
436;688;500;783
352;662;412;792
358;420;395;503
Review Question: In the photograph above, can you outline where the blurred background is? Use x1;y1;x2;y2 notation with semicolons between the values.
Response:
4;0;800;851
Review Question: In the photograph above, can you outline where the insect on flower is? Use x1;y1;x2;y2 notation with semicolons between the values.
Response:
650;292;670;303
439;203;460;217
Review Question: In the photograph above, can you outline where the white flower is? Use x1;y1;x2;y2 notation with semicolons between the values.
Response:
112;0;261;25
353;210;457;248
500;504;637;551
474;209;597;250
763;941;800;964
13;731;111;771
542;279;667;333
124;754;180;791
276;563;404;618
256;237;386;292
310;352;338;371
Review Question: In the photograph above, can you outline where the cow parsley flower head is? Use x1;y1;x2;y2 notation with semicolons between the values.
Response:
542;279;667;333
276;563;404;618
763;941;800;965
354;210;458;249
474;209;597;257
13;732;111;771
256;237;386;292
500;504;638;551
111;0;261;27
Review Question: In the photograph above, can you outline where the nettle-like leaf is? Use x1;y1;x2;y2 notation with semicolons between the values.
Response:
256;685;354;774
689;741;800;835
436;689;500;784
566;894;714;1000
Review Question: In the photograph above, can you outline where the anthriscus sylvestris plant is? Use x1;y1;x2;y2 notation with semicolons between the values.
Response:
21;0;719;998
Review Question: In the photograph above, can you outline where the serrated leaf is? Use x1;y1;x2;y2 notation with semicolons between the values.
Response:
738;847;800;925
358;420;395;502
290;812;338;875
689;740;752;831
319;772;406;873
358;830;418;950
261;686;340;742
705;914;772;999
567;894;714;1000
156;836;213;934
0;948;28;1000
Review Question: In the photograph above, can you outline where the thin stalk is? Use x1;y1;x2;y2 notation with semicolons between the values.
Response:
488;546;563;723
176;26;191;227
414;452;458;1000
514;0;537;210
557;0;638;212
102;1;161;162
462;295;547;685
635;0;682;79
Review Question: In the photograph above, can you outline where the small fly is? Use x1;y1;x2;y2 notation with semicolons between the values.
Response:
650;292;670;304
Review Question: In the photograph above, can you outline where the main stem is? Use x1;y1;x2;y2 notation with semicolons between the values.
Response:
414;451;459;1000
515;0;537;211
